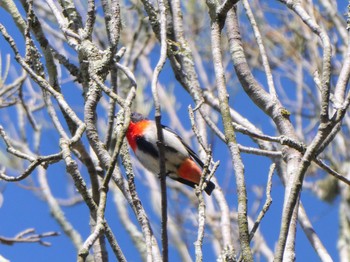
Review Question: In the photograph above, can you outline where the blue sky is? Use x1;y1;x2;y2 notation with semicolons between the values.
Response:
0;1;348;261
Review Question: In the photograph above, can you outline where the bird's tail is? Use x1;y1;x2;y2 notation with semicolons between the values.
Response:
175;177;215;195
204;181;215;195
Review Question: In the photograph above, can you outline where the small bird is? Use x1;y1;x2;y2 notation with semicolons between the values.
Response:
126;112;215;195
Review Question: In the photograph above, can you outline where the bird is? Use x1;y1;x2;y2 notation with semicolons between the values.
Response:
126;112;215;195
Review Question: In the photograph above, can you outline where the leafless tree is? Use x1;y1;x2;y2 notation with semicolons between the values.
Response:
0;0;349;261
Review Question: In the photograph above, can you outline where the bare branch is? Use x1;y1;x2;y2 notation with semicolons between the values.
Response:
0;228;59;247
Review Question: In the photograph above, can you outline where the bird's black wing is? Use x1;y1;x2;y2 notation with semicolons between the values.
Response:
162;125;205;168
162;125;216;195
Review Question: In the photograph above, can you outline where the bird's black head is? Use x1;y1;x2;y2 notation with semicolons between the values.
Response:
130;112;148;123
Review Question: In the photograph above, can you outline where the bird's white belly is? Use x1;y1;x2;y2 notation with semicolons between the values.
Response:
135;148;184;176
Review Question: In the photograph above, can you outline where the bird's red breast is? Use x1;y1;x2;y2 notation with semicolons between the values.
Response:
126;120;150;151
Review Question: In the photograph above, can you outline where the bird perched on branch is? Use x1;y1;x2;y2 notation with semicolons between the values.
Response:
126;112;215;195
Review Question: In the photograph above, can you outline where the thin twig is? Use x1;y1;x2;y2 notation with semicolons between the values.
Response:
242;0;277;98
0;228;59;247
151;0;168;259
206;2;253;261
238;163;274;262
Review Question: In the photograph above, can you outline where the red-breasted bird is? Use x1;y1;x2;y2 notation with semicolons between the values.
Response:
126;112;215;195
